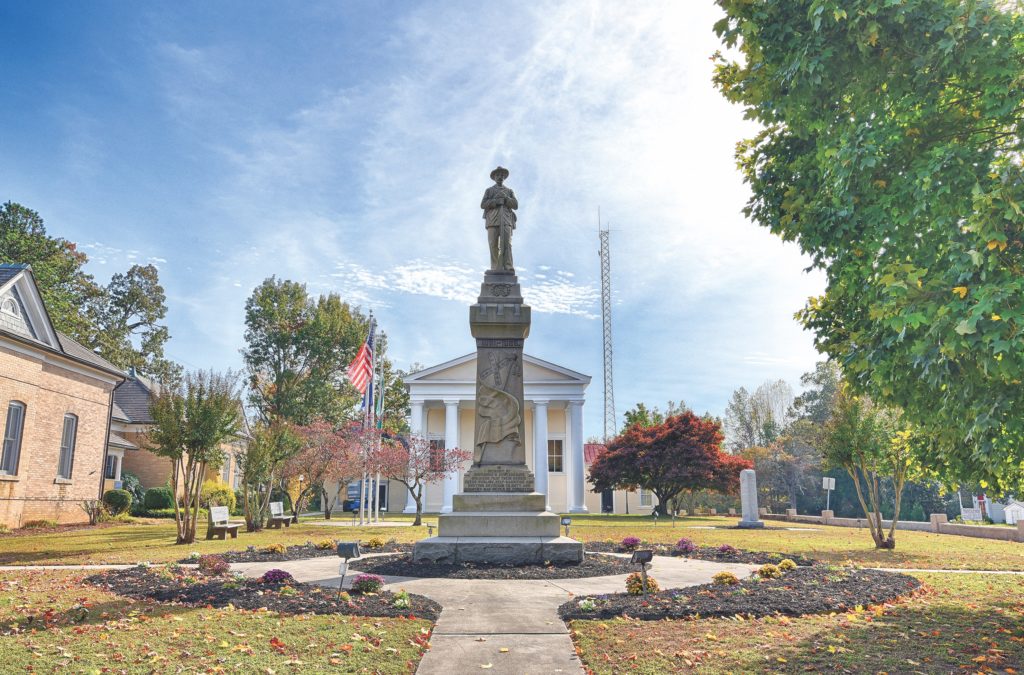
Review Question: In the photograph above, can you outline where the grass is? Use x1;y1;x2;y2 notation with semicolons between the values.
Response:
570;572;1024;673
2;513;1024;570
0;569;431;673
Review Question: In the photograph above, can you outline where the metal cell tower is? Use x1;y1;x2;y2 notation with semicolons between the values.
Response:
598;221;616;441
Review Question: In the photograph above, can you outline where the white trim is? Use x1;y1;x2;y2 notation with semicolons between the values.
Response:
405;352;591;384
0;335;122;386
1;270;60;349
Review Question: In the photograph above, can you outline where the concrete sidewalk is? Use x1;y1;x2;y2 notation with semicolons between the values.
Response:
232;553;757;675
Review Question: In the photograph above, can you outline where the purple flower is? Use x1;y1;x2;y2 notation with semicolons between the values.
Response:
716;544;739;555
674;538;697;555
259;569;294;584
351;573;385;593
621;536;642;550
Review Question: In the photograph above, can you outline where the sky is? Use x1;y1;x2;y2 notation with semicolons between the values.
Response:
0;0;825;439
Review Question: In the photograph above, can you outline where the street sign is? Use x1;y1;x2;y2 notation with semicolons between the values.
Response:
822;477;836;490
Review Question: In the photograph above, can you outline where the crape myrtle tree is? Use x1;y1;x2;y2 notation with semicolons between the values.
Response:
279;420;362;521
714;1;1024;491
821;385;922;549
237;421;302;532
146;370;242;544
590;410;752;516
377;434;473;526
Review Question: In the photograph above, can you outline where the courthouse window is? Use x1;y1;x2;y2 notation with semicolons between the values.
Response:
1;401;26;475
547;439;564;473
57;414;78;479
429;438;445;471
639;489;653;507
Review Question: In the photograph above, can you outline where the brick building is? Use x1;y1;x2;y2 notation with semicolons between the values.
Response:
0;265;124;528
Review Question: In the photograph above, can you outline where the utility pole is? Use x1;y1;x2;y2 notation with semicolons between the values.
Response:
599;213;616;443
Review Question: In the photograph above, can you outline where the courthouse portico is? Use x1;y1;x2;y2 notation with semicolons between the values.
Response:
403;352;591;514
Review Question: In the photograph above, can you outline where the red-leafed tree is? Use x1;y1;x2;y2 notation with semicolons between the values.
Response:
376;434;472;526
590;411;751;516
281;420;363;520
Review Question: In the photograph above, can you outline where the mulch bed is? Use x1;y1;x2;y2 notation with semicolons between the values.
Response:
558;566;921;621
349;552;636;580
180;541;413;564
583;541;815;567
85;566;441;621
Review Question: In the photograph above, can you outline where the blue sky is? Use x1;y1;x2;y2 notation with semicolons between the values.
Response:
0;1;825;439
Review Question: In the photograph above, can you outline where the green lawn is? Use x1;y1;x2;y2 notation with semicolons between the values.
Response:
0;569;431;673
2;514;1024;571
570;572;1024;673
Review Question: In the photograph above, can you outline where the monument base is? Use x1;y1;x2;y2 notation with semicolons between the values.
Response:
463;465;535;493
413;491;584;564
737;520;765;529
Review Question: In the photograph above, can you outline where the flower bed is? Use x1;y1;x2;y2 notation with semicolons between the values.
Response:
85;565;441;621
559;566;920;621
349;552;635;580
583;541;814;566
178;540;412;564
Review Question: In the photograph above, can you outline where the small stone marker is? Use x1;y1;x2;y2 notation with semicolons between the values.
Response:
738;469;765;529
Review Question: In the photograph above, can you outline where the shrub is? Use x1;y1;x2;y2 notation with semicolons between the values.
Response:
338;591;352;603
80;499;103;525
262;543;286;554
625;572;660;595
778;558;797;572
98;510;134;524
365;537;385;549
578;598;597;612
713;571;739;586
674;537;697;555
103;489;133;515
21;519;58;529
259;569;293;584
621;536;642;551
757;563;782;579
120;471;146;513
198;554;230;576
352;574;385;593
392;589;411;609
315;539;336;550
200;480;236;512
144;487;174;510
0;524;9;535
716;544;739;556
232;490;246;516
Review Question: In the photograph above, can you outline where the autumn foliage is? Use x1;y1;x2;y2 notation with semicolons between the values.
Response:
590;411;751;515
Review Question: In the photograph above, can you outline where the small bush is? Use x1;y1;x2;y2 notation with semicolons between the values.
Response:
674;537;697;555
716;544;739;555
200;480;236;512
120;471;146;513
365;537;385;549
338;591;352;603
144;487;174;510
259;569;293;584
0;524;9;535
757;563;782;579
778;558;797;572
98;510;134;524
625;572;660;595
352;573;385;593
262;543;286;554
21;519;58;529
315;539;336;550
578;598;597;612
198;554;230;576
392;589;411;609
713;571;739;586
621;536;642;551
103;489;133;515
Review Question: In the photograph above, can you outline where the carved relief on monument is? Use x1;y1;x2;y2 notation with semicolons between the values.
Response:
474;349;524;465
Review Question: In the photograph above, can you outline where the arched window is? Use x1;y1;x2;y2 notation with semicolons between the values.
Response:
57;414;78;479
1;401;26;475
0;297;17;316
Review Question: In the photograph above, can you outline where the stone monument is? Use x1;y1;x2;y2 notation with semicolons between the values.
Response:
413;167;584;565
738;468;765;529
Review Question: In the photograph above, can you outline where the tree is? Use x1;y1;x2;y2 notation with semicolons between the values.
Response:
92;264;180;382
281;420;362;520
621;401;687;430
713;1;1024;491
792;361;842;426
0;201;102;342
146;370;241;544
590;411;752;516
236;421;302;532
821;385;920;549
724;380;794;451
242;277;370;426
377;434;472;526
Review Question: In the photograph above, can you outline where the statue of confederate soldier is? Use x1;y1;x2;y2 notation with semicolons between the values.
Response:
481;166;518;273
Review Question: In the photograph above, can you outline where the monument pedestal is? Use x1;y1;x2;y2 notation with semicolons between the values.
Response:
413;492;583;564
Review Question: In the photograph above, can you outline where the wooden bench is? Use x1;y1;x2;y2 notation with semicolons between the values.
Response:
206;505;242;540
267;501;292;529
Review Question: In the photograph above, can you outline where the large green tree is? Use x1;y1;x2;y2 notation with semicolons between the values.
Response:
714;0;1024;490
0;201;102;341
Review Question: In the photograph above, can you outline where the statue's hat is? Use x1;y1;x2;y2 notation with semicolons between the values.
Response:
490;166;509;181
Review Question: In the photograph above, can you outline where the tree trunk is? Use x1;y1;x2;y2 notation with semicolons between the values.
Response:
322;487;333;520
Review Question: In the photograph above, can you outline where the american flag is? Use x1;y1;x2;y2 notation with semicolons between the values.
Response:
347;323;374;396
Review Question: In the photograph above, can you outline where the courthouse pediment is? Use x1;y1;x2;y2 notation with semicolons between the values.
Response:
405;353;590;386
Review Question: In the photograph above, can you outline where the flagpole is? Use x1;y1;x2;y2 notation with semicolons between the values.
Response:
360;314;375;527
374;346;385;523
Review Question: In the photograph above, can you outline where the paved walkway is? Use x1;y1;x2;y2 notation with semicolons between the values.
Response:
231;553;757;674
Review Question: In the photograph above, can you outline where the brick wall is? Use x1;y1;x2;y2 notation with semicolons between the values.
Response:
0;344;116;528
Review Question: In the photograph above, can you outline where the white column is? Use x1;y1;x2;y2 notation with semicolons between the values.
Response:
404;400;425;513
533;400;550;511
441;399;460;514
568;399;588;513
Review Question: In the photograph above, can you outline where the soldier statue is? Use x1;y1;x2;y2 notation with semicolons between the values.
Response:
481;166;518;273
